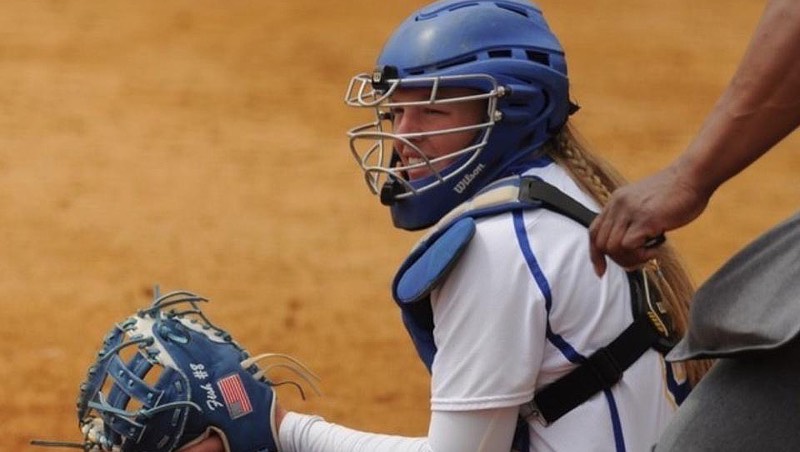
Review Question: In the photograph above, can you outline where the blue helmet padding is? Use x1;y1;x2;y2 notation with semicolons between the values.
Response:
375;0;570;230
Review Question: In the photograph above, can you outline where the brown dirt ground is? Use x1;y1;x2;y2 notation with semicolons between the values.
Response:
2;0;797;449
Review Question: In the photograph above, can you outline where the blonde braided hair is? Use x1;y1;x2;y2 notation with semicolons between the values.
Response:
544;123;712;386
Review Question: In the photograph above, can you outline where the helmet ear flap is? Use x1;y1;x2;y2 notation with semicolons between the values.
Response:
498;83;547;123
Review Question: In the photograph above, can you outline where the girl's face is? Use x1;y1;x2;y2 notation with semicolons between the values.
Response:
389;87;486;181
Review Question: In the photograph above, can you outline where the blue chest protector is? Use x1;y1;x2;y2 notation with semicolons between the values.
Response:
391;176;685;450
392;175;529;369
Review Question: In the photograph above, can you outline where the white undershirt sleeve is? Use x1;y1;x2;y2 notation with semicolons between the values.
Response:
278;406;519;452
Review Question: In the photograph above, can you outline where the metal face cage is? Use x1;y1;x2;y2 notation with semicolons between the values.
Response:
344;73;504;199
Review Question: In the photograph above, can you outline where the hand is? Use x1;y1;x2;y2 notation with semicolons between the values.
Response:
179;434;224;452
589;164;710;275
180;405;288;452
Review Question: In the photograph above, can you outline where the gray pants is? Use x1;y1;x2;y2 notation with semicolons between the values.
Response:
655;211;800;451
655;340;800;451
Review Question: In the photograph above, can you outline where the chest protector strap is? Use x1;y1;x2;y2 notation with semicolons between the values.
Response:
393;176;680;428
519;178;679;425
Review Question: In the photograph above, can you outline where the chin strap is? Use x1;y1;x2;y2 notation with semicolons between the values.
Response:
380;152;408;206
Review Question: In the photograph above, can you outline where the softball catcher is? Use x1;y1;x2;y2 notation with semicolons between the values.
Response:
37;1;712;450
256;0;706;449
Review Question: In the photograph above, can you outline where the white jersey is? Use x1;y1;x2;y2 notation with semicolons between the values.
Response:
279;162;687;452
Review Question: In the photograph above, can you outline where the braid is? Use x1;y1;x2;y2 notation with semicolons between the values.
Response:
550;129;614;204
545;123;714;386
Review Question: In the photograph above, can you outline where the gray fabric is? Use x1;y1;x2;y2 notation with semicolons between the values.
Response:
668;210;800;361
655;211;800;451
655;339;800;452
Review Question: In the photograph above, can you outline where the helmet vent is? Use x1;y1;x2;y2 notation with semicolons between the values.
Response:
436;55;478;70
488;49;513;58
525;50;550;66
495;2;530;18
418;2;478;21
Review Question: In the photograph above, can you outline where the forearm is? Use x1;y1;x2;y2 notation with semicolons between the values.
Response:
278;407;519;452
678;0;800;196
279;412;431;452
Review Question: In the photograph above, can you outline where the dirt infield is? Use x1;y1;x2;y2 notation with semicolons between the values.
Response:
3;1;797;449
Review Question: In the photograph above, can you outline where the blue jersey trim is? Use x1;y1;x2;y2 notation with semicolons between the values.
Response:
603;389;627;452
512;211;582;364
665;360;691;405
513;210;626;451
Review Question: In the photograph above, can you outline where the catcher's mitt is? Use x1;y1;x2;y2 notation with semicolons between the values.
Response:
33;289;319;452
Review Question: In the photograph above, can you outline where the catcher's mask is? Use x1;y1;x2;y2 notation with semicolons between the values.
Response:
344;0;573;231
